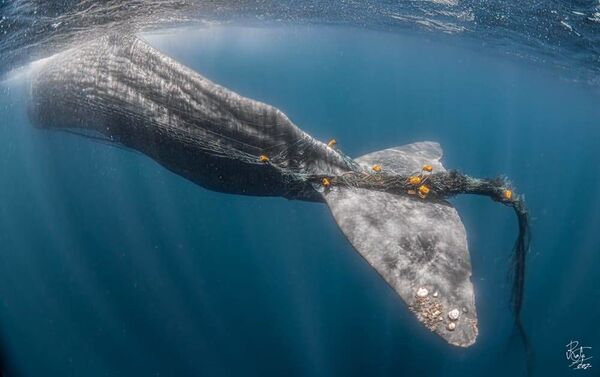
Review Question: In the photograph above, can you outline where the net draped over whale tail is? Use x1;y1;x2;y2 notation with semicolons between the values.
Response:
320;141;529;350
319;142;478;346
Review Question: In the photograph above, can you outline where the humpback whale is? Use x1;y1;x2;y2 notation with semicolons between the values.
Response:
27;34;530;349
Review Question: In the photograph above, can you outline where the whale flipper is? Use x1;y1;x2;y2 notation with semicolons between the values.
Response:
322;142;478;346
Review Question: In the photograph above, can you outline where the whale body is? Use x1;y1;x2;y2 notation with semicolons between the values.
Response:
28;34;359;201
28;34;480;347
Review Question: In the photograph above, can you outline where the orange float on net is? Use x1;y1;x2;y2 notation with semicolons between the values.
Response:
258;154;270;163
422;165;433;172
322;177;331;188
408;176;422;185
418;185;430;198
372;164;382;172
503;189;513;201
327;139;337;148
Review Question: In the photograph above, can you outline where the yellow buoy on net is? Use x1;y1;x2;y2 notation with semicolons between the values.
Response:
408;176;422;185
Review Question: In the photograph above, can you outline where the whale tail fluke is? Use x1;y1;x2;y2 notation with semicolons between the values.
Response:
320;142;479;346
319;142;530;354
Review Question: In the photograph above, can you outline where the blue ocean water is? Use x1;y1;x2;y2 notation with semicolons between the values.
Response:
0;23;599;377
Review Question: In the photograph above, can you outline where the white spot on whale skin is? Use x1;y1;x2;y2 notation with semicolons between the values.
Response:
448;308;460;321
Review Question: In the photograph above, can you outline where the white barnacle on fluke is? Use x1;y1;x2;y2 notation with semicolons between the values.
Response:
27;33;529;351
448;309;460;321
